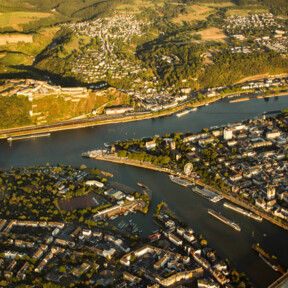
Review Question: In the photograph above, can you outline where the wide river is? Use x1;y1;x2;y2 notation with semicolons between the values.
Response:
1;96;288;287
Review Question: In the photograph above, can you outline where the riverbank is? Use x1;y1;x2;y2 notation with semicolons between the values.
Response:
1;89;287;140
83;153;288;231
0;95;223;140
230;91;288;103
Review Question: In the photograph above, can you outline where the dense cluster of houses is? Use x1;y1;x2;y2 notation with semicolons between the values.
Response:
0;163;240;287
226;13;280;34
226;13;288;55
63;14;148;83
119;209;233;287
183;117;288;221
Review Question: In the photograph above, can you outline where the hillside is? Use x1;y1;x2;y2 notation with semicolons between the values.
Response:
0;0;288;129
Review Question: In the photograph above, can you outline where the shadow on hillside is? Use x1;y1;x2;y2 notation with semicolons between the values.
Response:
0;65;109;89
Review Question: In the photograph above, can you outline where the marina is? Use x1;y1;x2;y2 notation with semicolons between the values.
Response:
169;175;192;187
223;202;263;221
208;209;241;231
193;186;223;203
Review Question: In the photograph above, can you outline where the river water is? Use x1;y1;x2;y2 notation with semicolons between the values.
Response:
1;96;288;287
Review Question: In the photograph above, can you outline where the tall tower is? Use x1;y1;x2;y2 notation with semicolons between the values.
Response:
266;185;276;200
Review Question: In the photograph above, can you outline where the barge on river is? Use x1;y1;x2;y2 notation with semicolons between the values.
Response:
208;209;241;231
169;175;192;187
193;187;223;203
223;202;262;221
7;132;51;142
176;110;190;117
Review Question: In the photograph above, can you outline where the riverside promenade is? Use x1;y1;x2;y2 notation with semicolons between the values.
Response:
83;152;288;231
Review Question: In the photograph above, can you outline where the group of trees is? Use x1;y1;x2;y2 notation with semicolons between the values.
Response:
0;96;32;129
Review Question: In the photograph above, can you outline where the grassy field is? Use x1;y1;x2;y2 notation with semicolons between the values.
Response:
1;53;32;66
0;11;53;30
227;7;269;17
194;27;227;43
0;34;33;45
173;4;215;23
116;0;165;14
0;27;58;72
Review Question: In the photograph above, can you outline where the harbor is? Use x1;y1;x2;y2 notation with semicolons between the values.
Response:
208;209;241;231
193;186;223;203
223;202;263;221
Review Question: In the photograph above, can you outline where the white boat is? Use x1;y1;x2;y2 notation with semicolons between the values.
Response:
176;110;190;117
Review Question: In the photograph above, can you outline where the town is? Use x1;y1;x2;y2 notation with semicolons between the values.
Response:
225;13;288;55
0;165;250;287
64;14;148;84
84;112;288;229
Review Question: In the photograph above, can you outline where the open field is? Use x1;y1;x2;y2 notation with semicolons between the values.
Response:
227;7;269;17
0;34;33;45
174;4;214;23
58;192;101;212
0;11;53;30
1;52;32;66
116;0;165;14
192;27;227;43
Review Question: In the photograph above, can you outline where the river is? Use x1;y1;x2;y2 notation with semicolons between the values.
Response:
1;96;288;287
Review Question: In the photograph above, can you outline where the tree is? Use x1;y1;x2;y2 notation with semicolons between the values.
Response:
59;266;66;273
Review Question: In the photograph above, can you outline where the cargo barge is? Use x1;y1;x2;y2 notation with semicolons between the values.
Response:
252;244;285;274
7;132;51;142
223;202;262;221
208;209;241;231
169;175;192;187
193;187;223;203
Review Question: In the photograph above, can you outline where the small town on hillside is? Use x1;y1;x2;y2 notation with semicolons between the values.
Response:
225;13;288;55
0;166;248;287
64;14;147;83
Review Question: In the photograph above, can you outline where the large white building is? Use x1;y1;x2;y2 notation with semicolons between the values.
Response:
223;128;233;140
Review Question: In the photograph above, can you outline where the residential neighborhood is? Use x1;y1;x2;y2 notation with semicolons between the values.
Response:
64;14;148;84
0;165;246;287
225;13;288;55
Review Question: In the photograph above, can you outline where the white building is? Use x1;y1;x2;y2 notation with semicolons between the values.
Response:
223;128;233;140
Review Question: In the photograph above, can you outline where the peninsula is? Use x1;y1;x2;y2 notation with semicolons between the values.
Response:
83;112;288;231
